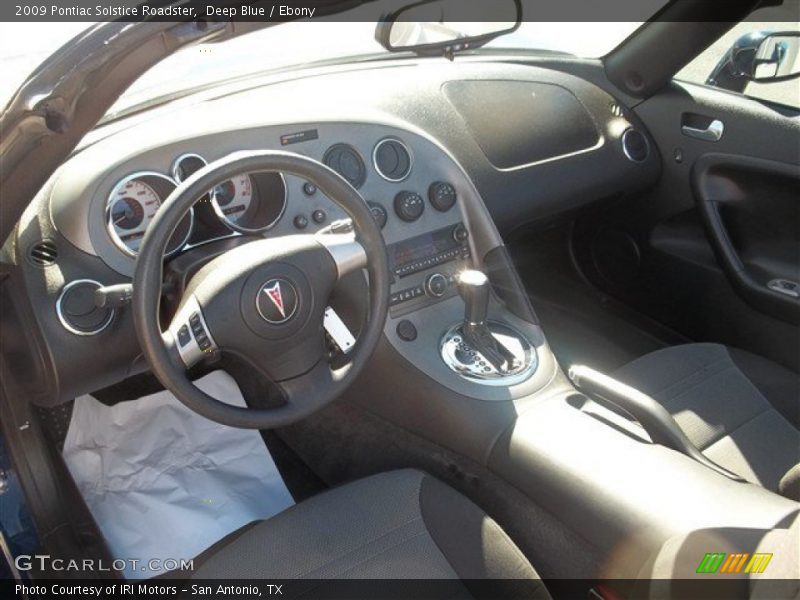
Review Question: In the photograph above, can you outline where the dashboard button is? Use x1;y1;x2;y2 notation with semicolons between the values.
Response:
367;201;388;229
396;320;418;342
303;182;317;196
312;209;326;224
293;215;309;229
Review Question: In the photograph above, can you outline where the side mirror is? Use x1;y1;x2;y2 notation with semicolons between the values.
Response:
375;0;520;59
707;31;800;93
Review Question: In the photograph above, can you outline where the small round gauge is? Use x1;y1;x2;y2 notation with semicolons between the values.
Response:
211;172;286;233
171;153;207;183
106;172;193;257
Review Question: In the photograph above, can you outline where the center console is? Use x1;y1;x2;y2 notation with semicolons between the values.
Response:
387;223;470;317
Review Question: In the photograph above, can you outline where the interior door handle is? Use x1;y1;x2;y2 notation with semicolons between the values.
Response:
682;119;724;142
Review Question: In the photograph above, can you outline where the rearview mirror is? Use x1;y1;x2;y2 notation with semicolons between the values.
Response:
707;31;800;92
375;0;520;58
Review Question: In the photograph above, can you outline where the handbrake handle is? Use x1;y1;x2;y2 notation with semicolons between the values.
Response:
569;365;746;483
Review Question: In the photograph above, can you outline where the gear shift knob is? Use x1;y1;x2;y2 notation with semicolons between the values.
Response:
457;270;490;325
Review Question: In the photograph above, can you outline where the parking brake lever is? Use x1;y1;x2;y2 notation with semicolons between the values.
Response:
569;365;746;482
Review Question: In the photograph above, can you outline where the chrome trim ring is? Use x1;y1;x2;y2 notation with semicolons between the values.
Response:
171;153;208;183
56;279;114;336
372;137;413;183
440;321;538;386
210;172;288;234
105;171;194;258
621;128;650;163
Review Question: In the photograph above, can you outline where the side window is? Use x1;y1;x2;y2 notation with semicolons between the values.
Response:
677;19;800;109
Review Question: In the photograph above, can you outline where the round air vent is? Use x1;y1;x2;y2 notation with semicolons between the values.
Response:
373;138;412;182
622;129;649;163
28;240;58;266
323;144;366;189
56;280;114;336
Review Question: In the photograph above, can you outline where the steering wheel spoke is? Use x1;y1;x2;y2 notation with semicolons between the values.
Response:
316;233;368;280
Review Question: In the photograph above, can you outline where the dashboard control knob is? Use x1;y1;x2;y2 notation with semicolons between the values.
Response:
312;209;326;224
429;182;457;212
452;223;469;243
293;215;309;229
394;191;425;222
303;182;317;196
425;273;448;298
367;201;388;229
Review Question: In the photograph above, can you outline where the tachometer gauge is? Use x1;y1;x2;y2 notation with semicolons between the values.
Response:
106;172;193;257
210;173;286;233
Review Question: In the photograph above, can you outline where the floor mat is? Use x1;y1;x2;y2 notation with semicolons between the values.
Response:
63;371;295;578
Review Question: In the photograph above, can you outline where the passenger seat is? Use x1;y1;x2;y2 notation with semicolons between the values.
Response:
612;343;800;500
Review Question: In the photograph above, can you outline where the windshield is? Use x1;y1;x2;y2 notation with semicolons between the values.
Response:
0;18;645;112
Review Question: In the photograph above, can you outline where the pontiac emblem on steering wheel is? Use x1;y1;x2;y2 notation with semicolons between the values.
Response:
256;279;298;324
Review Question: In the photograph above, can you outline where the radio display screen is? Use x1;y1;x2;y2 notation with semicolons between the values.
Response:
390;226;461;267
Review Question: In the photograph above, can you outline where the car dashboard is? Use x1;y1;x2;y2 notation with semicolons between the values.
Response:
9;59;661;405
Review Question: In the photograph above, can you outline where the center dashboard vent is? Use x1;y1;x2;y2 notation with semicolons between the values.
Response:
373;138;412;182
28;240;58;266
323;144;366;189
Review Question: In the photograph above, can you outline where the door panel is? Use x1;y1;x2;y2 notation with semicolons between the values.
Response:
571;81;800;371
693;153;800;323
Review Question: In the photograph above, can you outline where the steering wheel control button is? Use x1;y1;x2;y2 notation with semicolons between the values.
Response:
293;215;309;229
396;319;418;342
367;201;388;229
167;295;217;367
312;209;327;224
394;191;425;222
56;280;114;336
177;325;192;347
256;279;299;324
425;273;448;298
303;182;317;196
429;182;457;212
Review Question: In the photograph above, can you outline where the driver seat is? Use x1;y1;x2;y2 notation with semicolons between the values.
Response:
181;469;549;595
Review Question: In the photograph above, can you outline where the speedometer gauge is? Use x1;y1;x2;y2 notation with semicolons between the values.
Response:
106;172;193;257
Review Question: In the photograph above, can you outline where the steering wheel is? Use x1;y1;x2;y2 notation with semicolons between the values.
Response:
132;150;389;429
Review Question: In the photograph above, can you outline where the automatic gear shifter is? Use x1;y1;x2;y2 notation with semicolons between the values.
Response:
456;270;515;371
439;268;538;385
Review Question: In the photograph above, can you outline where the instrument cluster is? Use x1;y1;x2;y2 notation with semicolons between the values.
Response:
105;153;287;257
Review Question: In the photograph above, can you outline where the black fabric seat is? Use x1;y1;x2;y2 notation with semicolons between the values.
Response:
186;469;549;596
613;343;800;498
